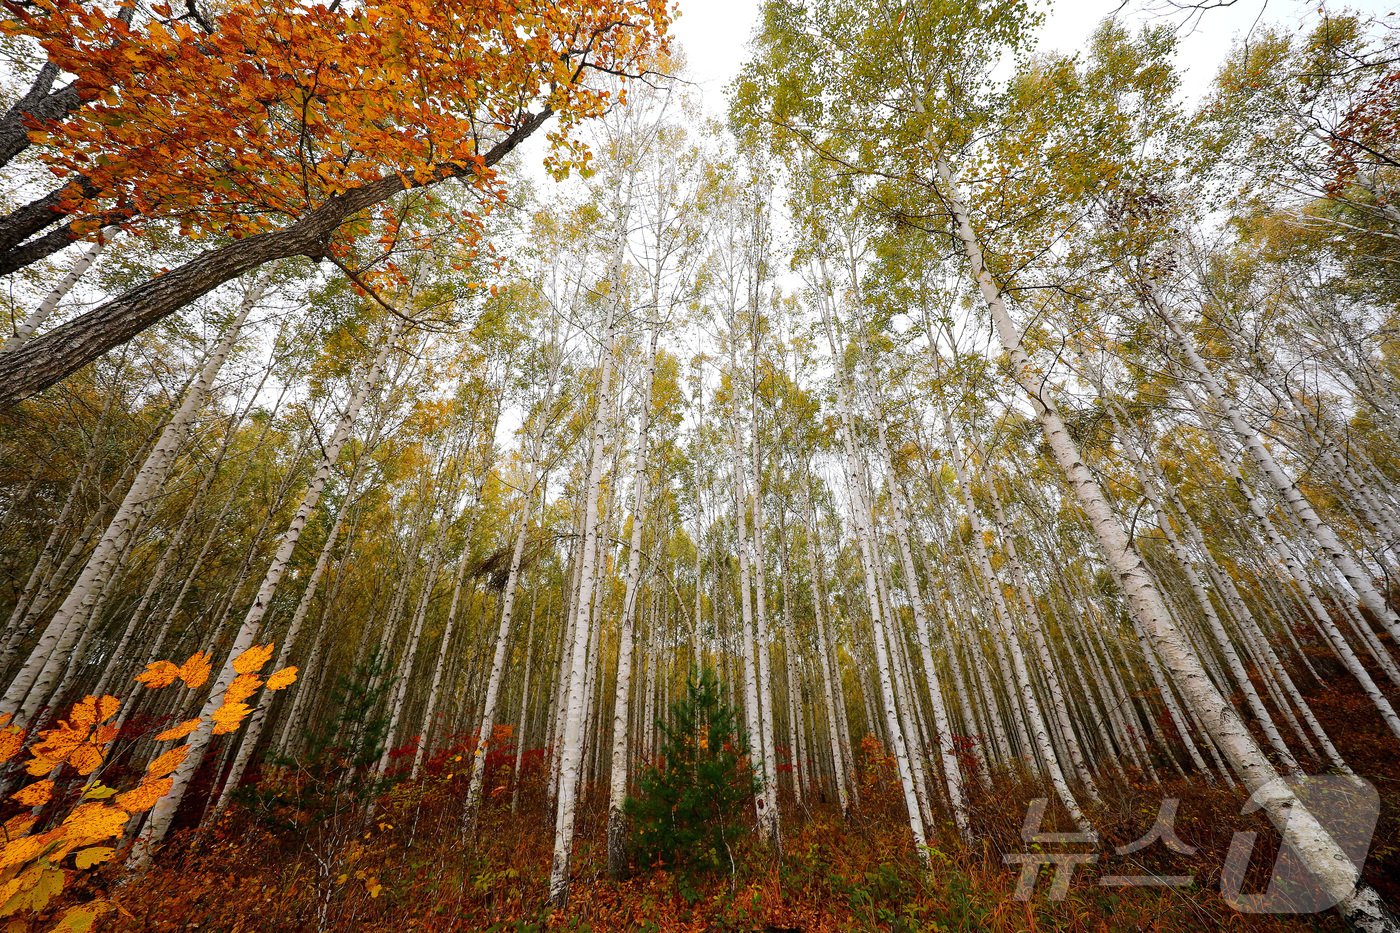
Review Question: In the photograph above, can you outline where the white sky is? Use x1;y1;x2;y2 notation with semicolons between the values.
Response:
669;0;1398;115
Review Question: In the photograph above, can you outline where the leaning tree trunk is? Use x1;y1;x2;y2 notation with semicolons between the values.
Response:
463;485;539;828
1148;290;1400;641
128;317;406;869
937;158;1396;931
0;111;551;408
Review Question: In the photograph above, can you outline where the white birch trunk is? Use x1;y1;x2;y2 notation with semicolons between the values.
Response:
606;327;656;875
4;281;264;722
1;227;116;354
936;158;1394;930
128;317;405;869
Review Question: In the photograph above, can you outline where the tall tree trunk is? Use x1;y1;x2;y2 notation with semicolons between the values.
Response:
547;305;617;907
607;327;657;876
128;317;406;868
937;159;1393;930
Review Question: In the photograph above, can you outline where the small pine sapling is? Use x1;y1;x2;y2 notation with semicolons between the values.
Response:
624;667;759;878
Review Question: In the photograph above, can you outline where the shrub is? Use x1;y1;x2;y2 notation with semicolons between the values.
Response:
624;667;758;876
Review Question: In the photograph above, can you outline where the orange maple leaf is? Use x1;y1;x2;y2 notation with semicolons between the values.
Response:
153;718;201;742
116;777;173;814
135;661;181;689
11;780;53;808
224;673;262;706
178;651;212;689
233;643;275;675
211;703;252;736
265;666;297;691
145;745;189;779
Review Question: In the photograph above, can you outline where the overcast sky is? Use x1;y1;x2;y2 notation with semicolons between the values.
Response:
669;0;1398;116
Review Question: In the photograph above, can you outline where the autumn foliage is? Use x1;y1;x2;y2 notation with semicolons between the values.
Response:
0;645;293;930
4;0;672;243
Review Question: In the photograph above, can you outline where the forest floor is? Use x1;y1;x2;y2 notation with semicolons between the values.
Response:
46;662;1400;932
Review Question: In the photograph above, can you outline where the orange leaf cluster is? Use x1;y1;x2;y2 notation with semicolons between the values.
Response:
24;695;118;777
3;0;673;255
225;673;262;706
0;643;301;928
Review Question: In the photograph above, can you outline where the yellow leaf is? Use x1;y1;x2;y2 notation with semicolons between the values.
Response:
0;727;24;765
50;903;104;932
0;863;63;916
154;718;201;742
11;781;53;808
233;643;274;675
211;702;251;735
115;777;171;814
60;804;127;845
81;783;117;801
72;847;114;870
145;745;188;779
265;666;297;691
224;673;261;706
178;651;212;689
135;661;181;689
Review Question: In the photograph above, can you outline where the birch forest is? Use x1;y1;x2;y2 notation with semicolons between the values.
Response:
1;0;1398;929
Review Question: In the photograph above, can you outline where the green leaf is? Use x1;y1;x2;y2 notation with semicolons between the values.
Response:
81;783;117;801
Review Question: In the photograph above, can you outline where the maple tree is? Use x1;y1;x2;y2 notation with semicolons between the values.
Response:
0;0;672;406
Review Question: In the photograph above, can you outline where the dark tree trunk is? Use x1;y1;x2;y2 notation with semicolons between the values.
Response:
0;186;75;259
0;109;551;409
0;75;82;171
0;218;83;276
